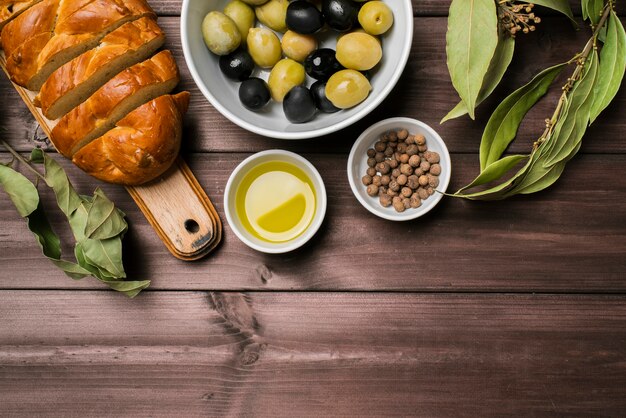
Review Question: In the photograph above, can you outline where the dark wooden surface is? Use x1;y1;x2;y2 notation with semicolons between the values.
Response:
1;1;626;417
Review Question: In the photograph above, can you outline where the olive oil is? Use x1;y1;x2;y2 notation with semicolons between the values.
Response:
236;161;316;243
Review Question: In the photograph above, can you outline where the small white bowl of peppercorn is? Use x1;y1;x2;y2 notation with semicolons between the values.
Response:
347;117;451;221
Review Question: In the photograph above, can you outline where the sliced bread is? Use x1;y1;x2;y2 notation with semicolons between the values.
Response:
51;50;179;157
1;0;155;90
39;17;165;120
72;92;190;185
0;0;43;31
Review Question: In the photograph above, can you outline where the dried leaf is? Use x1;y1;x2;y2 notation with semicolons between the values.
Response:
442;35;515;123
43;152;82;217
479;62;567;171
81;237;126;279
85;188;128;240
453;157;534;201
590;11;626;124
446;0;499;120
99;279;151;299
532;0;576;25
0;164;39;217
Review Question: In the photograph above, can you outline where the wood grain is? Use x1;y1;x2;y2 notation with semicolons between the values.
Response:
2;152;624;292
1;291;625;417
1;17;625;155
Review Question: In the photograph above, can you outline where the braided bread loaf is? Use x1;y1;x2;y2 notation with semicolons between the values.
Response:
0;0;189;185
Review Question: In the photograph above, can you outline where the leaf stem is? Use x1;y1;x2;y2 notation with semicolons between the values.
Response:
533;3;612;150
0;140;46;181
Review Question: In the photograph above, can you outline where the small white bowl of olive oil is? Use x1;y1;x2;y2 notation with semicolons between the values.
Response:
224;150;327;253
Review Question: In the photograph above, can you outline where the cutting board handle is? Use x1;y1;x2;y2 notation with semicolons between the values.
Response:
127;157;222;261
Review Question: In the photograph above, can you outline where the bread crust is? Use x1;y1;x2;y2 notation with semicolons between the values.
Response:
51;50;179;157
1;0;156;90
72;92;190;185
39;16;165;119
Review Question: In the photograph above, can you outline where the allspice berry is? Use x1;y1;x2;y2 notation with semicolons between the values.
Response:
367;184;379;196
379;193;392;207
362;128;443;213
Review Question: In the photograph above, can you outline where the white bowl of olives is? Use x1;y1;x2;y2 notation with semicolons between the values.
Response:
181;0;413;139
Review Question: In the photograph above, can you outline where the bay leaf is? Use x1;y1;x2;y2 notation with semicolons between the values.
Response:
590;11;626;124
29;148;44;163
446;0;499;120
99;279;151;299
43;152;82;218
583;0;604;25
0;163;39;217
81;237;126;280
479;62;567;171
453;156;534;200
532;0;576;25
544;50;598;166
442;35;515;123
455;154;528;194
85;188;128;240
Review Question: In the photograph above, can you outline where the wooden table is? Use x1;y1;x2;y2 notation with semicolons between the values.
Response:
1;1;625;416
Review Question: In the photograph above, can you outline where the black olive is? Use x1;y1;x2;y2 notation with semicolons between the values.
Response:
310;81;340;113
219;50;255;81
239;78;270;111
304;48;344;81
283;86;317;123
286;1;324;35
322;0;358;32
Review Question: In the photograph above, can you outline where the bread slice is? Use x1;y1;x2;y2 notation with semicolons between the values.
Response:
39;17;165;120
51;50;179;158
72;92;189;185
0;0;43;31
1;0;156;90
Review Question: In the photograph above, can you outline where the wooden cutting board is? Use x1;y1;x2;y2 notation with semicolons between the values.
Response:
0;54;222;261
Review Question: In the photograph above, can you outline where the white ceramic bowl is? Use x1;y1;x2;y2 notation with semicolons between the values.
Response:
347;117;452;221
181;0;413;139
224;150;327;253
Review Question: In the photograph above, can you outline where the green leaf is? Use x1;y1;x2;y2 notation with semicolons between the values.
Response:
99;279;151;299
590;11;626;124
582;0;604;25
453;157;534;201
43;152;82;218
0;164;39;217
479;62;567;171
446;0;499;120
442;35;515;123
544;51;598;166
455;154;529;194
532;0;576;25
85;188;128;240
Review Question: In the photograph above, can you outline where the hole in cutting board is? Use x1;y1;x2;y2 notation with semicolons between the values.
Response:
184;219;200;234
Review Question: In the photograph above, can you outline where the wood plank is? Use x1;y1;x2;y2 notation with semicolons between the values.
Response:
1;152;625;292
147;0;625;17
1;291;625;417
1;17;625;155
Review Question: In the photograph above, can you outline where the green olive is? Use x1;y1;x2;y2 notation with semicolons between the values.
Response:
268;58;306;102
281;30;318;62
255;0;289;33
224;0;256;43
325;69;371;109
246;27;282;68
336;32;382;71
202;11;241;56
358;1;394;35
